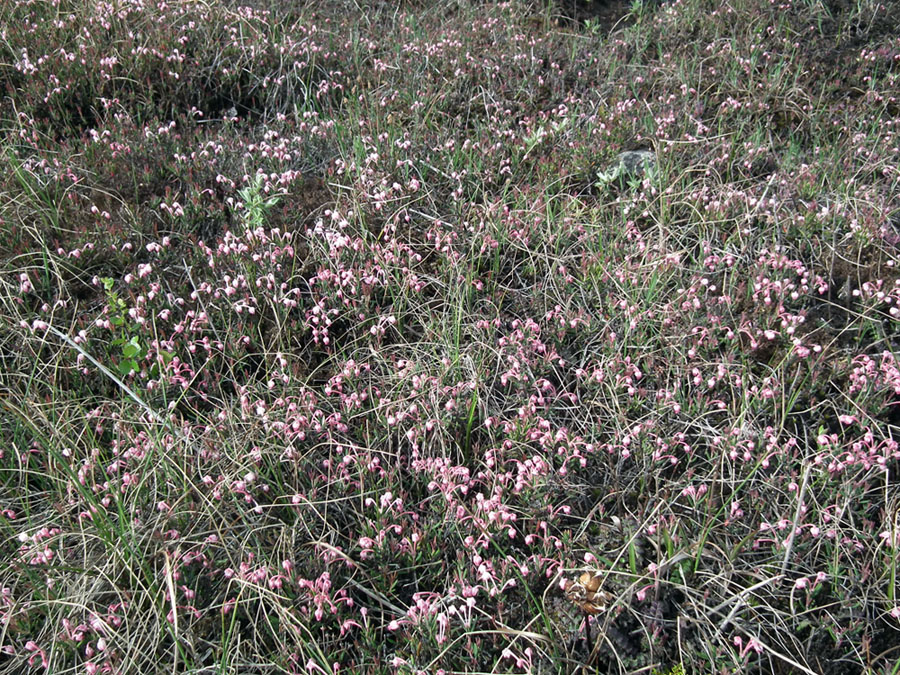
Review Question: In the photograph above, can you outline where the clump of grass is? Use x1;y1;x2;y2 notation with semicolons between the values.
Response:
2;0;900;673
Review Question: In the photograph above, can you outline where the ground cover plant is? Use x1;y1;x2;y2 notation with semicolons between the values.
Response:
1;0;899;672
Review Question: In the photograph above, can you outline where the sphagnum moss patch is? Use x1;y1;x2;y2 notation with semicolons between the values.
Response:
2;0;900;673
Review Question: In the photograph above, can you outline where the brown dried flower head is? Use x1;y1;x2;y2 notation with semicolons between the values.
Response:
565;571;614;615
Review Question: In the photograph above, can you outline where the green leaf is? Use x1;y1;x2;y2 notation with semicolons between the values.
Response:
122;337;142;358
628;541;638;574
118;359;138;376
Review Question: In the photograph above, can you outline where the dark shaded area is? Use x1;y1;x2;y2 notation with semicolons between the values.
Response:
551;0;661;29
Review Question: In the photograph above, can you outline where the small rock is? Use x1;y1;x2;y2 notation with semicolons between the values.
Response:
615;149;656;178
594;149;657;188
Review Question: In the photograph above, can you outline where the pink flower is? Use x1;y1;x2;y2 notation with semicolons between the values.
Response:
734;635;764;659
339;619;360;637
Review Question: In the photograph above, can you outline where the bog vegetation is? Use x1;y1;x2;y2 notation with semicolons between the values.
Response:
1;0;899;672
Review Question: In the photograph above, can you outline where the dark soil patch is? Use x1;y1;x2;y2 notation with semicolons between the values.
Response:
551;0;637;29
